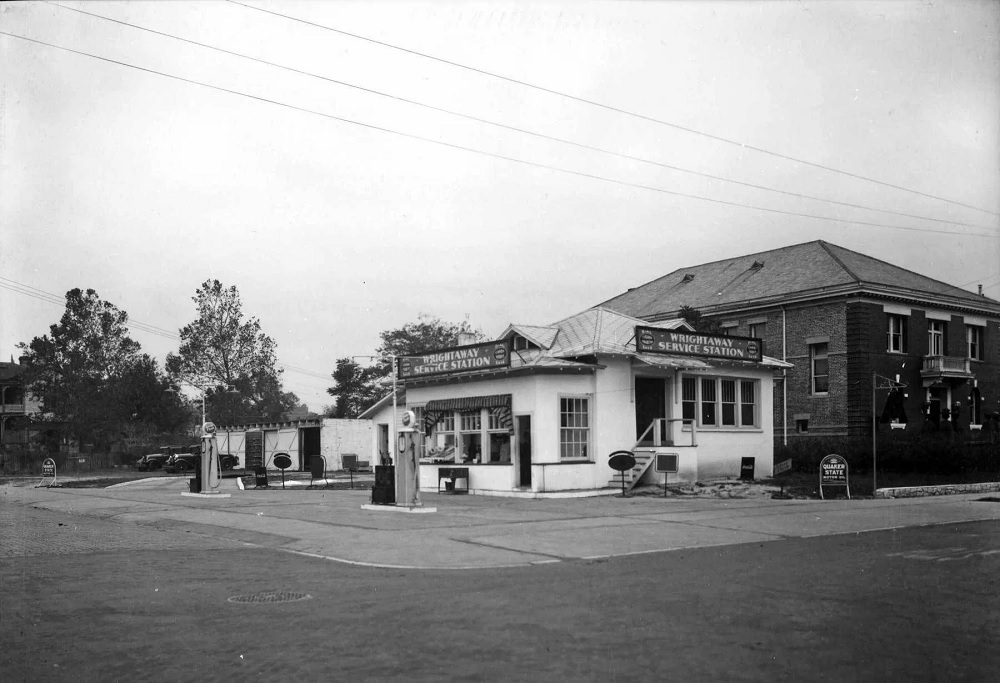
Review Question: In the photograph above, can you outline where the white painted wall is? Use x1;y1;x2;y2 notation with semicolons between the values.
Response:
319;418;373;470
402;358;777;493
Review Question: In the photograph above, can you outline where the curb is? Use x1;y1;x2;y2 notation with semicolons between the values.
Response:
875;481;1000;499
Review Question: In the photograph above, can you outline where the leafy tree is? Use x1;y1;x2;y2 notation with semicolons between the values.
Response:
327;314;485;417
18;288;178;450
327;358;385;418
166;279;299;425
679;305;723;334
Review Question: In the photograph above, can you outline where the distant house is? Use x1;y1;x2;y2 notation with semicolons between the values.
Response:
0;358;43;451
599;240;1000;443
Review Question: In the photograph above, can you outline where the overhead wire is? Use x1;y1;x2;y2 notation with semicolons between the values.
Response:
43;1;994;232
226;0;1000;218
1;30;995;240
0;277;334;383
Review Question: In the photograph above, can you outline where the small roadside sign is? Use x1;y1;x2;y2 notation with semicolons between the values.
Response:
774;458;793;475
819;454;850;500
655;453;679;497
38;458;57;488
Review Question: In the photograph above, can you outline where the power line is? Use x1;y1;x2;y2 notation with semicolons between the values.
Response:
0;277;334;382
45;1;994;233
2;30;995;241
226;0;1000;218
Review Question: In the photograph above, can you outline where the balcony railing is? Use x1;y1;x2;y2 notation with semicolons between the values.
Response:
0;403;27;415
921;356;972;378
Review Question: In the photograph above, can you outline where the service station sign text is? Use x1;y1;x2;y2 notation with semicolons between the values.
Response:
636;325;762;362
397;340;511;379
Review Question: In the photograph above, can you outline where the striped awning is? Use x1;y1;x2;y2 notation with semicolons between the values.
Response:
422;394;513;434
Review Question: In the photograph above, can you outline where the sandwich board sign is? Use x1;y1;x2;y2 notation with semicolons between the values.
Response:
819;454;850;500
38;458;57;488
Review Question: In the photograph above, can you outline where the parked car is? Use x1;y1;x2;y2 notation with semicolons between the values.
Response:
163;448;239;474
135;452;170;471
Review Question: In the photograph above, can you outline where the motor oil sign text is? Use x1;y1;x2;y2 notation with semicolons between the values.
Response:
635;326;762;362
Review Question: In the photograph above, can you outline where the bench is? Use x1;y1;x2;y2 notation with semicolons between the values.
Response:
342;454;372;473
438;467;470;494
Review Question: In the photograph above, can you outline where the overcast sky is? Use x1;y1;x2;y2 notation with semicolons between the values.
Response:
2;0;998;413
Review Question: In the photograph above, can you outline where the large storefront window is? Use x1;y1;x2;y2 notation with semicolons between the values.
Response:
682;376;759;429
420;394;513;465
560;396;590;460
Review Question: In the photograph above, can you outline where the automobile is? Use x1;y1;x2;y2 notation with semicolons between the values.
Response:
163;448;240;474
135;452;170;471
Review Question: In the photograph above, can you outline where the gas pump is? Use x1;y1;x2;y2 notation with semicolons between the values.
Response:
394;410;422;508
198;421;222;494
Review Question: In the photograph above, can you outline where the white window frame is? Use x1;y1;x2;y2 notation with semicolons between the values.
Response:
887;314;906;353
810;342;829;396
559;395;591;461
427;408;511;465
681;376;759;430
967;325;983;361
928;320;946;356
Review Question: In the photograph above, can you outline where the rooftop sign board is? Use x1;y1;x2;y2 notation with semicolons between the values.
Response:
397;340;511;380
635;325;763;362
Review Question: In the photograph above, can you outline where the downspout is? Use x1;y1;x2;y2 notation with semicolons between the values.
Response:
782;306;788;446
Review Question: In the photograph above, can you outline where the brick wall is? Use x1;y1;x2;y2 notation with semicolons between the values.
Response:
714;297;1000;446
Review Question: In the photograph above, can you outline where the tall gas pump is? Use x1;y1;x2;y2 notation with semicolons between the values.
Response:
199;421;222;494
395;410;422;508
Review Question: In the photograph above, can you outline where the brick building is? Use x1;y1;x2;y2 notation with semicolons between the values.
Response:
600;241;1000;443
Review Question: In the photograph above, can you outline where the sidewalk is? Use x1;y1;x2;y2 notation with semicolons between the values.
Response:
4;477;1000;569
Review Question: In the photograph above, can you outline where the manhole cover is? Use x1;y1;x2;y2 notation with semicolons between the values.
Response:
227;590;312;604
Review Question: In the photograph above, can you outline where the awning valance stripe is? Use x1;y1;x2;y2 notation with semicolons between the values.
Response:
422;394;513;434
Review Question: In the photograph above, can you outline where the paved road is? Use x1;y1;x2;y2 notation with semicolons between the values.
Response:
2;481;999;681
5;478;1000;568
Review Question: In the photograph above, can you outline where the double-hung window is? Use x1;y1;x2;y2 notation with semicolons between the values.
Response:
928;320;946;356
810;343;829;395
682;376;759;429
887;314;907;353
967;325;983;361
559;396;590;460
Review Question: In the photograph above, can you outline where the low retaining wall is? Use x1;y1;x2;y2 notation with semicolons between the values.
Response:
875;481;1000;499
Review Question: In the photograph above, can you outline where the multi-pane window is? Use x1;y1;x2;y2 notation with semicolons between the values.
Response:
928;320;946;356
721;379;737;426
967;325;983;361
701;378;717;425
459;411;482;463
682;376;758;429
433;412;456;455
486;410;511;463
428;408;510;464
682;377;696;423
740;382;756;425
810;343;829;395
560;396;590;460
887;314;906;353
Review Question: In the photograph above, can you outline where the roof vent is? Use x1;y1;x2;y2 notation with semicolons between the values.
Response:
681;274;695;283
750;260;764;270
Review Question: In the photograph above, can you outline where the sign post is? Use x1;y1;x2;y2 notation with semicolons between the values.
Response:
654;453;679;496
819;454;850;500
608;450;637;497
